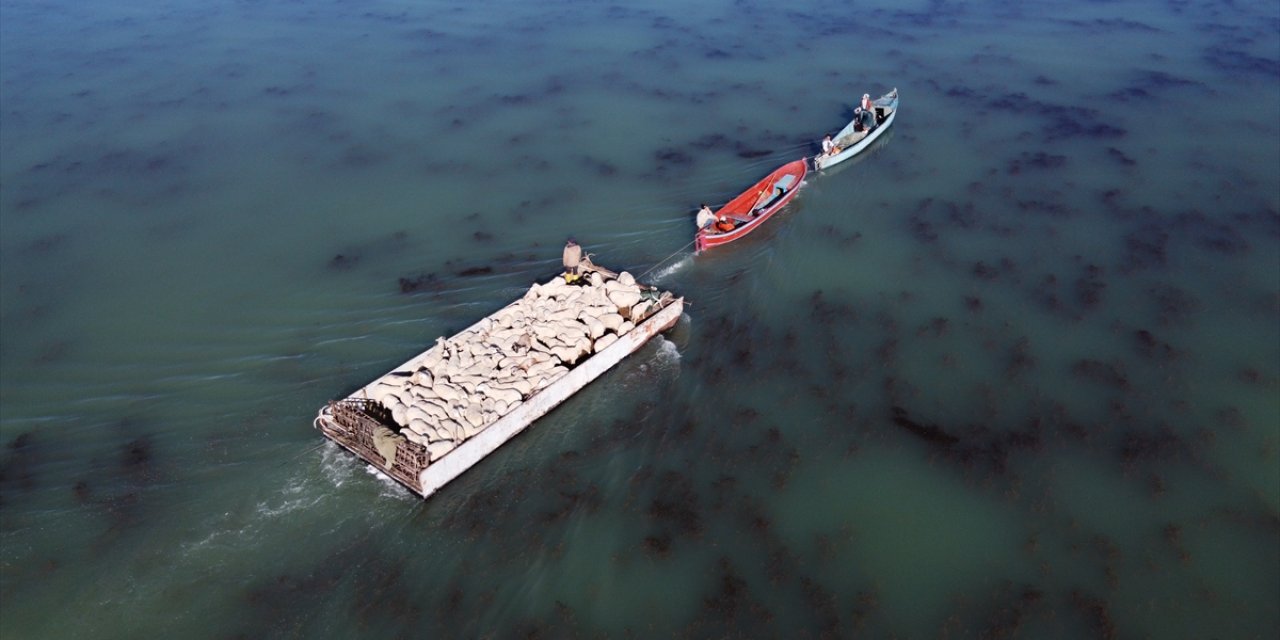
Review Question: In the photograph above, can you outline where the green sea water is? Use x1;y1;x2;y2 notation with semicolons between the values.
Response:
2;0;1277;637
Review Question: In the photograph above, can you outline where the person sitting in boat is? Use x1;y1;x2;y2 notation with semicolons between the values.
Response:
562;238;582;283
852;107;866;133
715;213;736;232
821;134;837;157
696;203;716;229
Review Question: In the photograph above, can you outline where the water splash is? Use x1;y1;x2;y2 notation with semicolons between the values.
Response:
649;254;694;283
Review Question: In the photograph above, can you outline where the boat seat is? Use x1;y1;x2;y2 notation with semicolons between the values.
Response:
749;174;799;215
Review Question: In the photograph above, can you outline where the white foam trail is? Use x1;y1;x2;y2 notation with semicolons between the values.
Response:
618;337;683;389
649;254;693;283
361;464;418;501
654;337;682;364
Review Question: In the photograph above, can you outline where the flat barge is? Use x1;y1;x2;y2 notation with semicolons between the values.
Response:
314;264;683;499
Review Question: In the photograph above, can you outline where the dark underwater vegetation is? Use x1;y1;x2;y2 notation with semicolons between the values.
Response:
1;0;1276;637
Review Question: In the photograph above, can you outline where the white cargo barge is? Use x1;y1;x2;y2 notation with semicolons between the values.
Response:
314;265;683;499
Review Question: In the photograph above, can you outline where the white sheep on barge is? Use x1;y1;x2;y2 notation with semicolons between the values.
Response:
314;264;683;499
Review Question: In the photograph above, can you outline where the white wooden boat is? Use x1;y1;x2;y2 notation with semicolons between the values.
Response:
813;88;898;171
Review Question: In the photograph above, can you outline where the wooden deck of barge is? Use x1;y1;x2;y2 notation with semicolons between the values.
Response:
314;266;683;499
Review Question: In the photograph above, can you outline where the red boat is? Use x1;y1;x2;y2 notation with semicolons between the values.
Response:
695;159;808;252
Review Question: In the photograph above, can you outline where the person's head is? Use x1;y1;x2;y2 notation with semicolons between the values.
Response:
700;203;708;209
863;93;870;100
566;237;577;246
824;134;831;140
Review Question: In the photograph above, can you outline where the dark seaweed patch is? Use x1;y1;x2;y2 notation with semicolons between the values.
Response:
1133;329;1178;361
946;583;1045;640
891;406;960;446
22;233;69;255
987;93;1126;141
338;145;390;169
696;556;775;631
1147;284;1202;324
916;317;950;338
327;231;412;273
798;576;841;637
746;427;801;490
1070;359;1130;390
34;340;72;365
579;155;618;177
0;432;39;505
1014;198;1072;218
244;539;424;635
653;147;694;168
1006;337;1036;380
455;266;492;277
889;405;1045;482
814;224;862;248
646;470;703;537
1203;45;1280;79
440;469;533;538
1119;426;1191;466
1106;69;1204;102
328;254;359;270
642;532;673;557
1106;147;1136;166
1172;210;1250;255
1216;406;1247;430
851;589;882;632
1136;69;1203;90
120;435;161;486
1121;224;1169;272
689;133;730;150
1070;590;1118;640
1074;264;1106;310
72;479;92;503
1163;522;1192;563
972;257;1017;282
1107;86;1153;102
538;459;602;525
1059;17;1160;33
1007;151;1066;174
398;273;443;294
496;93;532;106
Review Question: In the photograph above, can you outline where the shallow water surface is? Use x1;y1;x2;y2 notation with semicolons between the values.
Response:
2;0;1277;637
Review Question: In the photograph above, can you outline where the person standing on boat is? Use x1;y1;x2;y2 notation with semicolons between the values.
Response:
861;92;879;129
696;204;716;230
563;238;582;283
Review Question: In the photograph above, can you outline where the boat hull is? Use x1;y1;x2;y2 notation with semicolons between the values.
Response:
695;159;808;252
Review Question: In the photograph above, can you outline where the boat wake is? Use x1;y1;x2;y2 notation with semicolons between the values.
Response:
317;441;416;501
653;337;681;365
649;254;693;283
